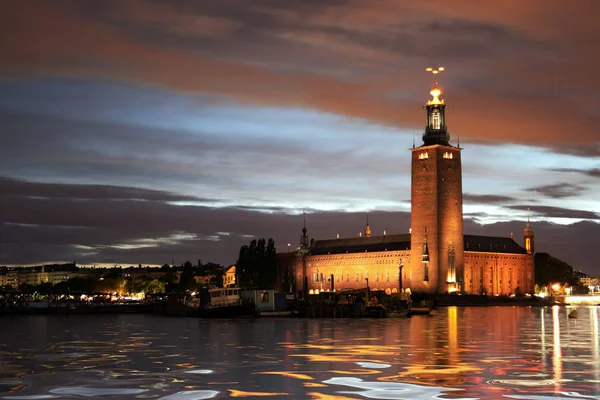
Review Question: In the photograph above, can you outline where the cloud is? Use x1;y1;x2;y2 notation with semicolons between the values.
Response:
463;194;517;204
0;176;212;203
1;1;599;148
506;205;599;221
546;144;600;159
0;177;598;275
526;183;586;199
547;168;600;179
0;108;413;209
0;177;409;267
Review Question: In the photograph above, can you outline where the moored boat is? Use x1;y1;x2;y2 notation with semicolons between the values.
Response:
201;287;256;318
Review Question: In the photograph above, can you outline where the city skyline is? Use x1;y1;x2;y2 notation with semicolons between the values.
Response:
1;1;599;275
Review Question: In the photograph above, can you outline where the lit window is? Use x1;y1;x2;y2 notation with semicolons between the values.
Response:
432;110;440;129
260;291;269;303
418;151;429;160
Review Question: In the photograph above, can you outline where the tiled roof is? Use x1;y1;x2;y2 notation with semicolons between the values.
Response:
304;234;527;256
276;231;528;257
463;235;527;254
310;234;411;255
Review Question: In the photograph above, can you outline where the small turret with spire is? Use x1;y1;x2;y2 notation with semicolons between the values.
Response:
524;208;535;255
300;211;309;251
365;211;371;238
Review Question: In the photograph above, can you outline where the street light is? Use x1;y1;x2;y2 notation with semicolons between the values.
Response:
398;258;404;293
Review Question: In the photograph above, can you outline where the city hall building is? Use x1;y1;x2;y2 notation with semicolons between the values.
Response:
276;71;535;296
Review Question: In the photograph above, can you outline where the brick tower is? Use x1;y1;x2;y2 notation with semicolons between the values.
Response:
409;67;464;294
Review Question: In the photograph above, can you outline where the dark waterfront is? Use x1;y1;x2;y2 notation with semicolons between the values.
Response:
0;306;598;399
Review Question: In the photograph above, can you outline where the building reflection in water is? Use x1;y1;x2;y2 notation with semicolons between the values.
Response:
448;306;458;362
552;305;562;392
592;307;599;385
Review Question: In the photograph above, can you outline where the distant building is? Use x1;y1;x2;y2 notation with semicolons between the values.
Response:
276;70;535;296
580;276;598;287
0;269;19;287
224;265;236;287
0;263;94;288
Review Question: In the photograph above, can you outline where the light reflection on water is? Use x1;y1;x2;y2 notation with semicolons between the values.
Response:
0;307;599;399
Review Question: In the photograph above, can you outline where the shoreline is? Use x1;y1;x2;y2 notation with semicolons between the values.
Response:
2;301;597;317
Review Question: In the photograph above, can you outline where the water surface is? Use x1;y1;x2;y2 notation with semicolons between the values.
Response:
0;306;598;399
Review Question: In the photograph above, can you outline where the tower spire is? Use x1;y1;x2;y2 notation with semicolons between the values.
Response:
425;66;445;105
300;211;309;249
303;210;307;232
365;211;371;238
422;66;450;146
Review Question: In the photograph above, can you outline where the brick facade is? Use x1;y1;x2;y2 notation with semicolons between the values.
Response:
409;145;464;293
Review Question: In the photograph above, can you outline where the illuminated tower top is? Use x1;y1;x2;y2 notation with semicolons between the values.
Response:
423;66;450;146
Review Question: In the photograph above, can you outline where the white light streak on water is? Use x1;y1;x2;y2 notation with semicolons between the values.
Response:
157;391;219;400
323;377;477;400
355;362;391;369
184;369;214;374
49;387;147;396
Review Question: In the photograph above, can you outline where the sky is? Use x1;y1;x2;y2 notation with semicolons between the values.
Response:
0;1;599;275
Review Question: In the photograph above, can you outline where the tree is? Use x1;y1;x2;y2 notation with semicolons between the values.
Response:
236;238;277;288
535;253;579;287
176;262;195;292
210;268;225;288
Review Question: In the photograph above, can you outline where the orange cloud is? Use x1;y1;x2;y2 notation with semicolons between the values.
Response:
1;1;598;151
